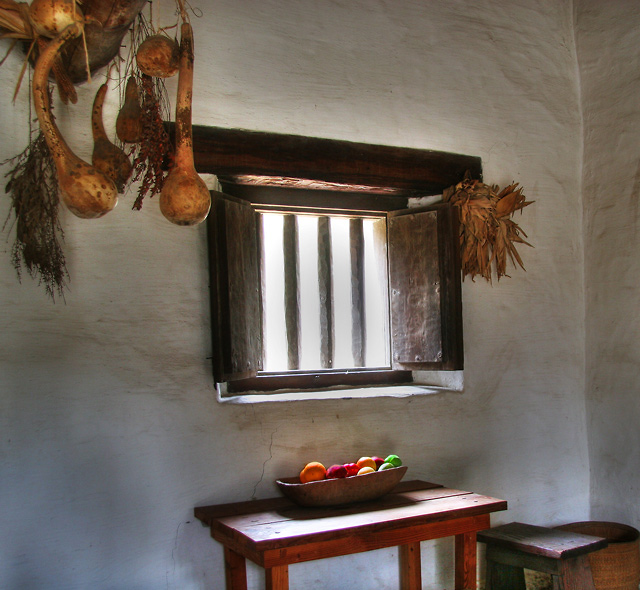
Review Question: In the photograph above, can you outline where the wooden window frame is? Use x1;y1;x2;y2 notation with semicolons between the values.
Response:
191;125;480;395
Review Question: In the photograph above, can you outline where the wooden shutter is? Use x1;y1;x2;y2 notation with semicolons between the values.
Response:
207;191;262;383
387;203;463;371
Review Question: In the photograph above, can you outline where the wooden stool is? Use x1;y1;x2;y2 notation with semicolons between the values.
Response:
477;522;608;590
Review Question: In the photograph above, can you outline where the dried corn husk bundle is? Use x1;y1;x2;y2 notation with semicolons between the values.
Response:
443;175;533;282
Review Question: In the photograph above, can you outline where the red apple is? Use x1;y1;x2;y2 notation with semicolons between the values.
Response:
372;456;385;469
343;462;359;476
326;464;348;479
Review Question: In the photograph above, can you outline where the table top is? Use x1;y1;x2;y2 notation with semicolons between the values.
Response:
195;480;507;554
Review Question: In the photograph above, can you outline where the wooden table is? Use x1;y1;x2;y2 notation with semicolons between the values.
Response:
194;480;507;590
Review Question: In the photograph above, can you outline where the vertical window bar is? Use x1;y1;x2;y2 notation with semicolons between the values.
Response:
317;216;334;369
256;213;266;371
283;215;300;370
350;218;366;367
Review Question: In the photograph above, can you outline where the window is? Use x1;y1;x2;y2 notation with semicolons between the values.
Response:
259;211;390;372
208;188;462;395
194;126;479;397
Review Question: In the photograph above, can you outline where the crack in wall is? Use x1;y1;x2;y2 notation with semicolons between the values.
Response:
252;424;279;500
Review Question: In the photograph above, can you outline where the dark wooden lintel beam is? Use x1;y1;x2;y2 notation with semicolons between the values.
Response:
178;124;482;196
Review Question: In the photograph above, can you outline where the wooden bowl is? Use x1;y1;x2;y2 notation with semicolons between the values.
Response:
276;466;407;507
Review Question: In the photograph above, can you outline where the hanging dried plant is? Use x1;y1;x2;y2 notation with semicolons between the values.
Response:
2;126;68;300
443;174;534;282
130;72;173;209
112;9;174;210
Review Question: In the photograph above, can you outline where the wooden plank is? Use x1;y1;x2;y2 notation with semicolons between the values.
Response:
486;546;562;576
265;565;289;590
224;547;248;590
317;217;334;369
225;368;412;393
350;218;365;366
208;192;262;382
194;480;443;524
556;555;598;590
211;513;491;568
282;215;300;370
477;522;608;559
399;542;422;590
215;493;506;548
234;486;470;530
455;531;478;590
219;182;409;213
256;514;492;567
207;484;459;531
436;202;464;370
388;209;442;366
207;194;225;383
182;124;483;196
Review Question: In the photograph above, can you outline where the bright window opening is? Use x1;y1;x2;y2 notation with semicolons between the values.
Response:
260;212;390;373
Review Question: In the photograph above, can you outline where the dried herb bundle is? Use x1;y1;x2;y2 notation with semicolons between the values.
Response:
130;72;173;209
3;128;68;300
115;10;174;210
443;175;533;282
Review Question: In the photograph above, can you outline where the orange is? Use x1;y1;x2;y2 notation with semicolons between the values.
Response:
356;457;377;471
299;461;326;483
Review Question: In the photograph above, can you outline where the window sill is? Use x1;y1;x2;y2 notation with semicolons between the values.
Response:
216;372;463;404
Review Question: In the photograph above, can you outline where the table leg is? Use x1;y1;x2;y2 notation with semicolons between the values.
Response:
265;565;289;590
399;542;422;590
454;531;477;590
224;547;248;590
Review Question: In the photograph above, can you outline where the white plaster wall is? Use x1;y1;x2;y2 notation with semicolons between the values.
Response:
0;1;589;588
577;0;640;527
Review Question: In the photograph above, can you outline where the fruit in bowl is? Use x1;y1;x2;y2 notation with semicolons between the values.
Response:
277;461;408;507
384;454;403;467
326;464;348;479
356;457;377;471
343;462;360;476
299;461;326;483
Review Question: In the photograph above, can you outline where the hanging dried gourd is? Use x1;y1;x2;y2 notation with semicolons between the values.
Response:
33;22;117;218
136;34;179;78
116;75;143;143
158;12;210;225
28;0;82;38
91;83;132;192
29;0;91;91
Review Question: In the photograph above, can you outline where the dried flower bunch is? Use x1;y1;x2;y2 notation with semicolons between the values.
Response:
443;175;533;282
3;127;68;299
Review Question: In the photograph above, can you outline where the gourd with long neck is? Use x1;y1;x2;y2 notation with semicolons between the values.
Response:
159;21;210;226
91;83;132;193
33;22;117;218
116;76;143;144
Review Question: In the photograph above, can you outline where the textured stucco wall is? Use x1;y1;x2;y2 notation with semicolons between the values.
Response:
577;0;640;527
0;1;590;588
